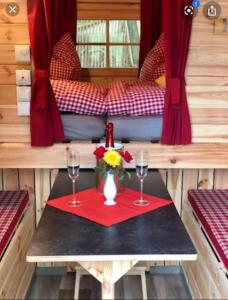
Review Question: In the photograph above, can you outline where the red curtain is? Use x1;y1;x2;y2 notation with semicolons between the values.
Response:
161;0;193;145
139;0;162;70
27;0;76;146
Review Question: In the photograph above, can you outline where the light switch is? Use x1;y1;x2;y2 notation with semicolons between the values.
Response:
17;101;30;116
15;45;31;63
16;70;31;86
16;86;31;102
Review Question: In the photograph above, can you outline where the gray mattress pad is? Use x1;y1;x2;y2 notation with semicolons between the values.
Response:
61;114;162;141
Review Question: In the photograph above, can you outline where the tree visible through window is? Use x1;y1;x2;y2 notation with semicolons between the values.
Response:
77;20;140;68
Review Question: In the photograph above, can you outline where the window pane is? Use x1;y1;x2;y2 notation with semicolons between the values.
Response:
110;46;139;68
77;45;106;68
77;20;106;43
109;21;140;43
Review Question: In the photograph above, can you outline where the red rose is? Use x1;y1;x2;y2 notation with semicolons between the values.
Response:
93;146;106;160
120;151;133;163
124;151;133;163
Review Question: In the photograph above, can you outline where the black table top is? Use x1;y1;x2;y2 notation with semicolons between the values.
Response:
27;169;197;262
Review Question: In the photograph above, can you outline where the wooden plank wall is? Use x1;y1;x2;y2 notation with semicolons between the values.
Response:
0;0;31;142
187;0;228;143
0;0;228;143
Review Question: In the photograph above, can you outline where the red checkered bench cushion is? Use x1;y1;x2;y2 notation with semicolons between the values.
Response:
188;190;228;270
0;191;29;259
51;80;107;115
106;80;165;116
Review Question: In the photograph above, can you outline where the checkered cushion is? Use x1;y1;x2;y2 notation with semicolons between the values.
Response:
188;190;228;270
140;33;165;83
153;63;165;81
106;80;165;116
0;191;29;258
51;80;107;115
50;33;81;81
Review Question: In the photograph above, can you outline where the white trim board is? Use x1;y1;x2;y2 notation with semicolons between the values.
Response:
26;254;197;263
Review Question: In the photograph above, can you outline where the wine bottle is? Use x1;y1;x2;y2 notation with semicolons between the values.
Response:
105;122;114;148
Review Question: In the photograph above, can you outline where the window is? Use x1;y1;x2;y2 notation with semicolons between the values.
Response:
76;20;140;68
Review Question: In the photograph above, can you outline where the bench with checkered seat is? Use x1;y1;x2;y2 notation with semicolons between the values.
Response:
0;191;35;300
182;189;228;300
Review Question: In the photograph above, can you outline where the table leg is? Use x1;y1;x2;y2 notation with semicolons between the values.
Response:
101;280;115;300
101;261;116;299
78;260;138;300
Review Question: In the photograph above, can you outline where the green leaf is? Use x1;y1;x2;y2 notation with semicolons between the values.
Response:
119;172;125;181
109;169;116;175
94;166;101;173
126;171;131;179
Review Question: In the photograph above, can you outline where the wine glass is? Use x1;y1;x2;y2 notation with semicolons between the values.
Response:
134;150;150;206
67;148;80;207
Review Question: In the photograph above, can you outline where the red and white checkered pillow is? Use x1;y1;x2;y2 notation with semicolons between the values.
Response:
0;191;29;258
50;33;81;81
51;80;107;115
153;63;165;81
140;33;165;83
107;80;127;98
106;80;165;116
188;189;228;270
106;81;131;115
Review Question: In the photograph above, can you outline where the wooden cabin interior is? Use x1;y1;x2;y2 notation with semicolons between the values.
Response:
0;0;228;299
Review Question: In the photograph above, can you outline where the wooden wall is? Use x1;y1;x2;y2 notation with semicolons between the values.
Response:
187;0;228;143
0;0;228;143
0;0;30;143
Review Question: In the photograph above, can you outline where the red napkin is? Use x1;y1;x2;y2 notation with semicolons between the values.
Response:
47;188;172;227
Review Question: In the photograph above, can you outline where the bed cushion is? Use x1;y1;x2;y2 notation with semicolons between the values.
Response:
106;80;165;116
0;191;29;258
107;115;162;141
51;80;107;115
61;114;106;140
188;190;228;270
50;33;81;81
139;33;165;83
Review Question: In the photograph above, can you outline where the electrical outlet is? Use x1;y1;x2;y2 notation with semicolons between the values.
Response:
16;69;31;86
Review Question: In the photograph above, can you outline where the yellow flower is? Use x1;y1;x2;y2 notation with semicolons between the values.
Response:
103;150;121;168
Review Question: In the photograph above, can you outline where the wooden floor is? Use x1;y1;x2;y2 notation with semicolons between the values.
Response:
26;269;192;300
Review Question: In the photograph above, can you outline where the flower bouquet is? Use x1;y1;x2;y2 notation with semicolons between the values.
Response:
94;146;133;180
93;146;133;205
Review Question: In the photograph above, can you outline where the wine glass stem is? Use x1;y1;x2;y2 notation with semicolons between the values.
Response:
140;178;144;202
72;179;76;202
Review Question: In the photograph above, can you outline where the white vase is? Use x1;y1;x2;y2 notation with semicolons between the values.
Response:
103;172;117;206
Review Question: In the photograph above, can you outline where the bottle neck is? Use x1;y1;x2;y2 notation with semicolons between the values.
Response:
105;123;114;148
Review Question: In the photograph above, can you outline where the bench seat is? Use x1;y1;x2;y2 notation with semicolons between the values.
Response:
182;189;228;299
188;189;228;271
0;191;29;259
0;190;35;300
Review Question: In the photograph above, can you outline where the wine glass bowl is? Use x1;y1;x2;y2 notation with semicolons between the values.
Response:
134;150;150;206
67;148;80;207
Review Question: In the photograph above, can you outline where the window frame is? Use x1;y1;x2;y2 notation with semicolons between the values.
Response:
76;19;140;68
